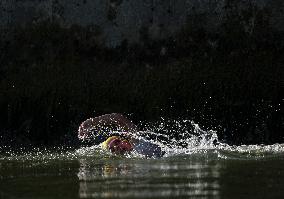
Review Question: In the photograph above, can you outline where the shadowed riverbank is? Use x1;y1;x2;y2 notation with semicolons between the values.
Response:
0;15;283;147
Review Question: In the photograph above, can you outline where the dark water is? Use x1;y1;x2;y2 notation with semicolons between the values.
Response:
1;121;284;198
1;146;284;199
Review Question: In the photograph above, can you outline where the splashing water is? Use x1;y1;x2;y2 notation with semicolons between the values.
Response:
1;120;284;199
75;119;284;160
1;119;284;161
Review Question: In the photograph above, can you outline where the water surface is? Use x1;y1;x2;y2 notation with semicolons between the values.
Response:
1;121;284;199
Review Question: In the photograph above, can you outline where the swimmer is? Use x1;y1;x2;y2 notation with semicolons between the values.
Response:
78;113;164;157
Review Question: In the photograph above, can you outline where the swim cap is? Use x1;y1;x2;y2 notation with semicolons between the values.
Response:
102;136;133;154
102;136;119;150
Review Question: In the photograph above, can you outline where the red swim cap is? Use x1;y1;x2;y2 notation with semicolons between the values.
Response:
103;136;133;154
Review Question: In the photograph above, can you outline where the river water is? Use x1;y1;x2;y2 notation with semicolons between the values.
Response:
1;121;284;199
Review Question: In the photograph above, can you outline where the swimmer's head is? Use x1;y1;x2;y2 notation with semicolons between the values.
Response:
102;136;133;155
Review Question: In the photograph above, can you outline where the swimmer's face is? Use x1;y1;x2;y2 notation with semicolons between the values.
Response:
108;137;133;155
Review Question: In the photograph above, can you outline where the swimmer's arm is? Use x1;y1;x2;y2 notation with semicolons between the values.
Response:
78;113;138;139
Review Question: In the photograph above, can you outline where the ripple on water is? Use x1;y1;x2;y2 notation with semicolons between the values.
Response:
1;120;284;199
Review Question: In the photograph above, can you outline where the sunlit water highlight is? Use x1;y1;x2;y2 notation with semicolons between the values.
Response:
1;120;284;199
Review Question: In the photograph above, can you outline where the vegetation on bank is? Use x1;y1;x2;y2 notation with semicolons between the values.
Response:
0;9;283;147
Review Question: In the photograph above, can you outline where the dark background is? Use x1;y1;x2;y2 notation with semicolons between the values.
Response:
0;0;283;147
